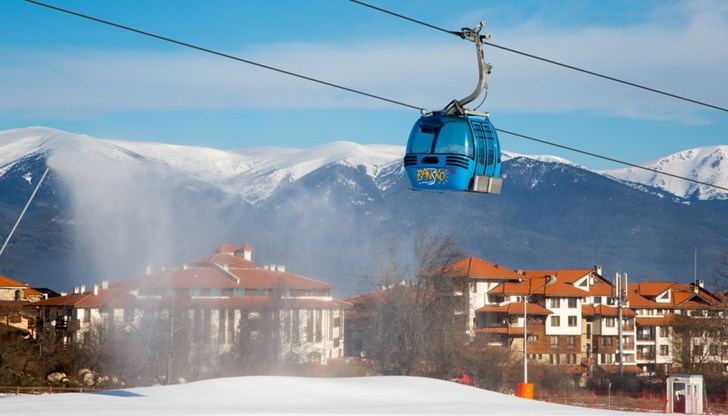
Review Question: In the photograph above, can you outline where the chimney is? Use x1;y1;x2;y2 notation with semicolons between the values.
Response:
146;265;152;276
183;263;188;270
697;279;704;289
93;285;99;296
80;284;86;293
276;265;286;273
73;286;79;294
101;281;109;289
594;265;603;276
238;245;253;262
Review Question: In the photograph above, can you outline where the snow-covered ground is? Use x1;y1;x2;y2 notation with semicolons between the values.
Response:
0;376;664;415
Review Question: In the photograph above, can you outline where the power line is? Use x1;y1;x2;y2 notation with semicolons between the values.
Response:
22;0;728;194
22;0;423;113
349;0;728;114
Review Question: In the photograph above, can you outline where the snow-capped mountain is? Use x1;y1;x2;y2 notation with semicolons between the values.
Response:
1;127;727;294
601;146;728;201
0;127;403;204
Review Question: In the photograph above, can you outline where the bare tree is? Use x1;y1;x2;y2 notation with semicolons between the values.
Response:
367;228;467;377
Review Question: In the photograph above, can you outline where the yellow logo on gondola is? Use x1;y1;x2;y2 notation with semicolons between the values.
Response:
417;168;448;185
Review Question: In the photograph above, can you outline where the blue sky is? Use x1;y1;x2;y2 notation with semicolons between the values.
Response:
2;0;727;169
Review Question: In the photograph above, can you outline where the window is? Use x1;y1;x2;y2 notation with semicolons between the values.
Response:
407;118;474;158
566;336;576;348
660;345;669;356
577;279;588;288
550;336;559;348
489;294;504;304
202;309;211;342
527;334;539;342
292;310;300;345
693;344;703;356
549;298;560;308
709;345;719;356
550;316;560;327
605;317;615;327
659;326;669;337
568;316;578;327
306;310;314;343
83;309;91;323
218;309;226;344
315;310;323;342
227;309;235;344
568;298;578;308
124;308;133;324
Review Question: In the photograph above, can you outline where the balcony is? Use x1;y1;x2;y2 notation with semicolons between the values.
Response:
637;352;656;361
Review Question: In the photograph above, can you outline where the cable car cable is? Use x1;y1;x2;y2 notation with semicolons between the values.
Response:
22;0;728;194
349;0;728;114
22;0;424;113
496;129;728;192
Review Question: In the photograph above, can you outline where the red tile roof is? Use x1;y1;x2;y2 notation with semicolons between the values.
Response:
636;316;674;326
0;275;28;288
112;264;333;292
448;257;523;279
29;245;344;312
583;304;636;317
476;302;552;315
553;269;593;284
476;326;539;335
215;244;237;254
489;278;587;297
193;252;255;268
636;282;676;297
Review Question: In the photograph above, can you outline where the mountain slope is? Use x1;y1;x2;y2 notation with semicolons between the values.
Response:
1;127;727;294
601;146;728;201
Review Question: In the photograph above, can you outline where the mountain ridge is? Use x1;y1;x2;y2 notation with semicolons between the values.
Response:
1;127;727;294
3;127;727;202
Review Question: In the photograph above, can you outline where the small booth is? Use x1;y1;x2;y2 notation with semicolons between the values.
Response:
666;374;705;414
515;382;533;399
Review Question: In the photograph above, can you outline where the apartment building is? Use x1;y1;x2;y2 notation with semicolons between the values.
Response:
29;244;348;366
347;255;728;382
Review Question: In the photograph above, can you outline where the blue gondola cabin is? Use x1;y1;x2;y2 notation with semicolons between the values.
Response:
404;111;502;193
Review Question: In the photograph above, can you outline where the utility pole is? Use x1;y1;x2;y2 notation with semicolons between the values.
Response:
614;272;629;380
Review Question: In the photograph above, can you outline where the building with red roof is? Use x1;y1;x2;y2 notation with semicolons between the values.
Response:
0;274;48;337
29;244;349;379
347;255;728;385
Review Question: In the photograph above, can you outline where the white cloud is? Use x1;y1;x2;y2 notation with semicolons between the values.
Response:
1;0;726;122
